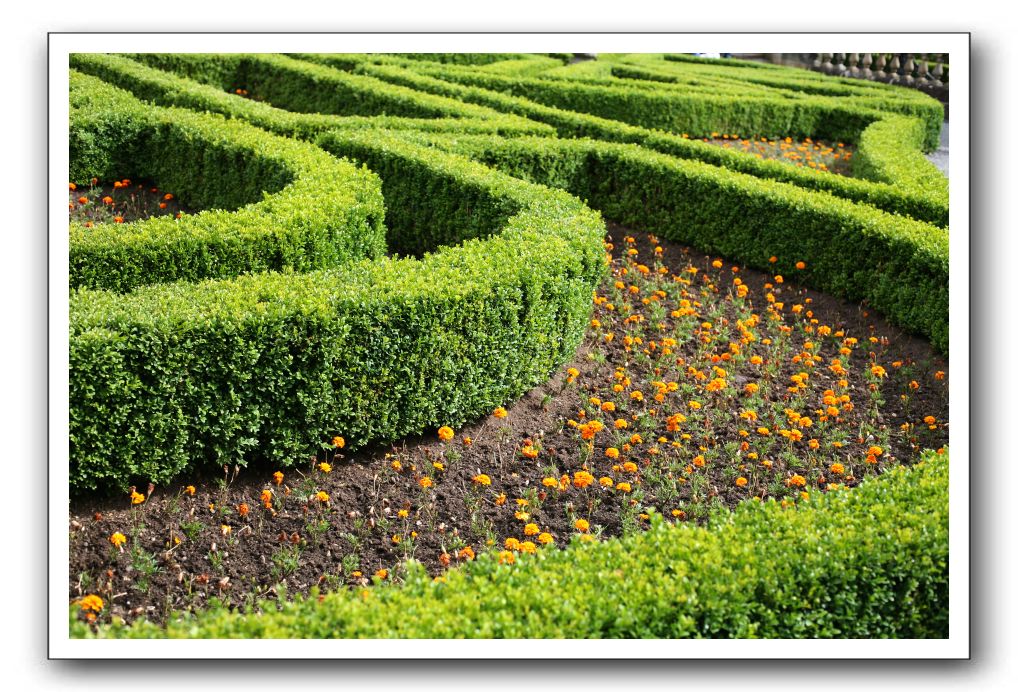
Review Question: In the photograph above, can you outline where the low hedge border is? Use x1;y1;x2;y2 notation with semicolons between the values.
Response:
125;52;524;123
308;57;947;226
69;54;554;140
334;53;943;150
69;128;606;492
70;449;949;639
69;72;386;293
367;128;949;352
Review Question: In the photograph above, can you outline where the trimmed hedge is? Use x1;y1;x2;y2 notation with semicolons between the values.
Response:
69;128;606;492
71;449;949;639
69;54;554;140
69;72;386;292
365;128;949;352
311;58;947;226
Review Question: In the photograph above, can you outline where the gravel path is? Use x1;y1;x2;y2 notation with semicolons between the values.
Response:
926;121;949;178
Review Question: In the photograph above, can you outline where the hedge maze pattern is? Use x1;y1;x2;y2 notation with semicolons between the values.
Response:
69;53;948;494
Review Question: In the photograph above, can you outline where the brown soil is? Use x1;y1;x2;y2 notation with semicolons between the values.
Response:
68;221;949;627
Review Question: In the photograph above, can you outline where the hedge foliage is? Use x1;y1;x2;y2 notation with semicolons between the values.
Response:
69;53;554;140
70;127;605;492
69;72;386;292
367;128;949;352
295;56;947;226
71;449;949;639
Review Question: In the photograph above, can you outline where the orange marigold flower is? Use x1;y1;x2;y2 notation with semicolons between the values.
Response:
572;471;595;489
924;415;936;425
493;406;508;418
614;418;628;429
77;594;104;613
521;445;539;459
260;489;273;507
437;426;454;441
538;532;554;545
616;482;632;492
574;518;590;533
237;503;249;516
622;461;638;473
599;476;614;488
735;477;748;487
768;256;778;263
273;471;284;485
787;474;807;487
163;193;174;201
375;568;389;579
184;485;196;496
871;365;887;379
867;446;884;457
315;491;330;503
109;532;127;549
332;436;345;448
830;463;845;475
523;523;539;536
796;261;806;270
605;447;620;459
934;371;945;380
102;196;113;205
418;477;433;489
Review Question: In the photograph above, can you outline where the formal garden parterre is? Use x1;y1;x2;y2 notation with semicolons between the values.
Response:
66;53;951;639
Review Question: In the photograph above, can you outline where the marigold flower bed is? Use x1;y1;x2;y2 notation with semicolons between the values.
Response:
69;225;948;628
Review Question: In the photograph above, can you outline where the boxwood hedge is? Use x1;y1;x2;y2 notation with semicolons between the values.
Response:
301;56;947;226
69;72;386;292
69;126;605;492
70;449;949;639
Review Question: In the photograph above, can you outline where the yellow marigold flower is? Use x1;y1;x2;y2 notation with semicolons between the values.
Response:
574;518;590;533
504;537;522;551
567;367;580;378
870;365;887;378
493;406;508;418
332;436;345;449
788;474;807;487
924;415;937;425
538;532;554;545
397;508;409;518
375;568;389;579
315;491;330;503
542;476;559;488
523;523;539;536
130;490;145;505
318;462;332;473
599;476;614;488
616;482;632;492
472;473;491;486
520;541;537;554
757;427;771;436
437;426;454;442
109;532;127;549
688;401;702;410
573;471;595;489
614;418;628;429
808;439;820;450
498;550;516;565
184;485;196;496
605;447;620;459
622;461;638;473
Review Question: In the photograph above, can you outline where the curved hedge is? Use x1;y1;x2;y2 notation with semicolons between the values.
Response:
69;72;386;292
379;129;948;351
299;56;948;226
69;53;555;140
71;449;949;639
70;124;605;491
